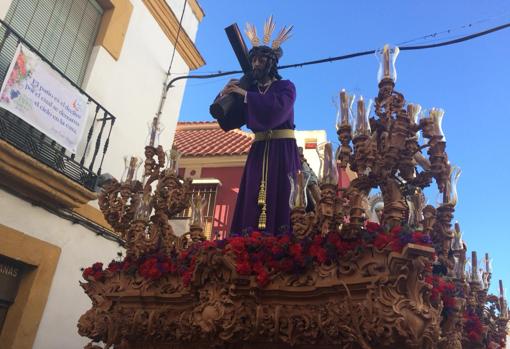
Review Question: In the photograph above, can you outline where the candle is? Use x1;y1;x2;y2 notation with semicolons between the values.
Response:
357;96;366;134
472;251;478;281
383;44;390;79
340;89;349;125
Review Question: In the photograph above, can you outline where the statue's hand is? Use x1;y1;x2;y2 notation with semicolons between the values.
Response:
220;79;240;97
223;84;247;98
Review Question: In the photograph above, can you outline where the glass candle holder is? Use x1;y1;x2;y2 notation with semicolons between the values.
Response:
317;142;339;185
451;221;464;251
336;89;355;129
289;170;309;209
407;103;422;125
166;148;181;173
134;193;152;221
121;155;142;183
444;165;461;206
353;96;373;137
376;44;400;83
145;117;165;148
190;194;205;227
430;108;445;141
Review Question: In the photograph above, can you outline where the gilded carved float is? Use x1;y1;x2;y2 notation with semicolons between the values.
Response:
78;45;508;349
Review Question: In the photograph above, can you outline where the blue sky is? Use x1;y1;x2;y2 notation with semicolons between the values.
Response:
178;0;510;294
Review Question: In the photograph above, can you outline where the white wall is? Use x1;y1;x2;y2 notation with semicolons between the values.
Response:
166;0;200;41
295;130;328;176
0;0;12;19
0;0;199;179
0;0;202;347
81;0;195;179
0;190;124;349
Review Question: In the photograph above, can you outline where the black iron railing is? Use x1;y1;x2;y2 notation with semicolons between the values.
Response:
0;19;116;191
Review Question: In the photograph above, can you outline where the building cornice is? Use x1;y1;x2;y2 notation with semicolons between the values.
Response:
0;140;97;208
142;0;205;70
188;0;204;22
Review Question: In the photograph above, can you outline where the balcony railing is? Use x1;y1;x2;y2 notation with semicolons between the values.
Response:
0;19;116;191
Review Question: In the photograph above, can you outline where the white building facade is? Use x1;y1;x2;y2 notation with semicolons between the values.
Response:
0;1;204;348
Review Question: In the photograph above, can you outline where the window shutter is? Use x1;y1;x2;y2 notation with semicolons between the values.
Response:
4;0;103;86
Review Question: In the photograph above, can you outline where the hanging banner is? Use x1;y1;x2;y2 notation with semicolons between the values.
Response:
0;43;89;153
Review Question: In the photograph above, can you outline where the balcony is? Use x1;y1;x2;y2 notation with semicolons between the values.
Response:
0;20;116;207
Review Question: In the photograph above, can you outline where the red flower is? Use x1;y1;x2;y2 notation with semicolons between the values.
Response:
256;268;269;286
289;243;302;257
310;244;327;263
467;330;481;343
278;235;291;245
390;240;404;252
271;244;284;255
390;225;402;235
236;261;251;275
229;237;246;254
107;260;122;273
182;271;192;286
82;267;93;279
160;261;172;273
279;259;294;272
374;233;391;250
92;262;103;271
327;233;340;245
366;222;381;233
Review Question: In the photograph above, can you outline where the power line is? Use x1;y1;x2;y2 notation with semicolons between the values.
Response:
167;21;510;90
396;11;510;45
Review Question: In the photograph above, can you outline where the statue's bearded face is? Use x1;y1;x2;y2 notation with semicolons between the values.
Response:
251;55;271;81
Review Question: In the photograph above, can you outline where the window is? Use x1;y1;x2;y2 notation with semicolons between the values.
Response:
304;137;318;149
0;256;26;333
176;181;220;239
2;0;103;85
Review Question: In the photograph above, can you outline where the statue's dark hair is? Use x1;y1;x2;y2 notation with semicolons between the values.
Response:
248;46;282;80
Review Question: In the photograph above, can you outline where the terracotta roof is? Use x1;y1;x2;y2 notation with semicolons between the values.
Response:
173;121;253;157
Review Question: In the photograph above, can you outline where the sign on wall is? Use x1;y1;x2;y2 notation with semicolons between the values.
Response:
0;44;89;153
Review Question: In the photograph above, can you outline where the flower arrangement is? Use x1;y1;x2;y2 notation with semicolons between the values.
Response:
425;274;457;315
82;224;433;287
463;310;484;343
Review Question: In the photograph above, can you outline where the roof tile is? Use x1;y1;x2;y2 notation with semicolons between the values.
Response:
173;121;253;157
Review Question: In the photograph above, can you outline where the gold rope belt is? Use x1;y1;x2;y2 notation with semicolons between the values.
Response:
254;129;295;230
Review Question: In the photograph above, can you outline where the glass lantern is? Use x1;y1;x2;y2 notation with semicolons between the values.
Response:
353;96;373;138
289;170;309;209
190;194;205;227
166;148;181;173
145;117;165;148
444;165;461;206
121;155;142;183
335;89;355;130
376;44;400;83
317;142;339;185
134;193;152;221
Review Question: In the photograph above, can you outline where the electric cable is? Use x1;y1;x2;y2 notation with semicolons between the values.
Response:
166;21;510;90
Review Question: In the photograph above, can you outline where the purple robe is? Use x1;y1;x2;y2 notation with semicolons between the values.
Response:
230;80;301;235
